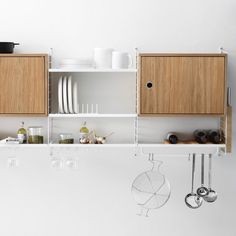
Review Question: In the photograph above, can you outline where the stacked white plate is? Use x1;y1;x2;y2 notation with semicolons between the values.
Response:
60;58;93;69
58;76;79;114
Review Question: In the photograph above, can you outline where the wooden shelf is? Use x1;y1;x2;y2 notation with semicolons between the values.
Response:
163;139;225;145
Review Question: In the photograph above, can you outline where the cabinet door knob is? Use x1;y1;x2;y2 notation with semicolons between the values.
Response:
146;81;153;88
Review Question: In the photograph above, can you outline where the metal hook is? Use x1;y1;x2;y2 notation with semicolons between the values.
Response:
188;153;191;161
148;153;152;161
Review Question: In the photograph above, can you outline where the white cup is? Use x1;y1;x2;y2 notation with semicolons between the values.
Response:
94;48;113;68
112;52;133;69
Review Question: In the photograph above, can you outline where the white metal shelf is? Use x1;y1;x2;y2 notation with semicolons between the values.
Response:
49;143;135;148
0;144;48;148
49;68;137;73
0;143;224;148
49;113;137;118
0;143;226;155
139;143;226;155
139;143;226;147
0;143;134;148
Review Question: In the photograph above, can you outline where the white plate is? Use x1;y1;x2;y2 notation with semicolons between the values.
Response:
58;76;64;113
67;76;74;113
63;76;69;114
60;64;93;69
73;79;79;113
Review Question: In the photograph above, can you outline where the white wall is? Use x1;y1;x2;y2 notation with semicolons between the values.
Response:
0;0;236;235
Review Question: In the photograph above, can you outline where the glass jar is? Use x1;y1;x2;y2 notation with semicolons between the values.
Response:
59;133;74;144
28;126;44;144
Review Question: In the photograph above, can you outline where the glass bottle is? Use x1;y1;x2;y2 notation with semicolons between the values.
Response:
79;122;89;144
17;121;27;144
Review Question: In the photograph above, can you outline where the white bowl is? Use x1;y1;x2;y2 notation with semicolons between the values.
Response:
60;58;92;65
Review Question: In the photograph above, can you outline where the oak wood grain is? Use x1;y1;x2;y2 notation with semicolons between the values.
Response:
139;55;225;115
0;55;48;115
220;106;232;153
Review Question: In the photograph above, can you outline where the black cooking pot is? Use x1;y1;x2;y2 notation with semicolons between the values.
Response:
0;42;19;53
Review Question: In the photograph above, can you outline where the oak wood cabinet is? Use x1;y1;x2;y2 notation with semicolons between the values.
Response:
139;54;227;115
0;54;48;115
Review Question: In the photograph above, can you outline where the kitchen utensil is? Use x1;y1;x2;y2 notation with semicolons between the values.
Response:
185;154;203;209
80;136;90;144
0;42;19;53
132;156;171;216
227;87;231;106
95;132;114;144
94;48;113;68
203;154;217;202
67;76;74;113
112;51;133;69
4;137;20;144
73;79;79;113
225;105;232;152
63;76;69;113
58;76;64;113
197;154;209;197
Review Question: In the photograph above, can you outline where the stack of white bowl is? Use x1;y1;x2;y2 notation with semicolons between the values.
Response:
60;58;93;69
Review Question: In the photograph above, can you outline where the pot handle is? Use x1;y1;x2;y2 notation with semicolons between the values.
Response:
14;43;20;46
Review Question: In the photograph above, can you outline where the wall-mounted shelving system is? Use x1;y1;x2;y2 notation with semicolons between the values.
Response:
48;67;137;147
0;53;231;156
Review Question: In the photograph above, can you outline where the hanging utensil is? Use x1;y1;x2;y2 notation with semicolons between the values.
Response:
203;154;217;202
132;154;171;216
197;154;209;197
185;154;203;209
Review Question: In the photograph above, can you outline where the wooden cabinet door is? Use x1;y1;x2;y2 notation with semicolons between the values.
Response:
0;55;48;115
140;55;226;115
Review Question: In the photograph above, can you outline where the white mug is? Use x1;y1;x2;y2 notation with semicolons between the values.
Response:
112;52;133;69
94;48;113;68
